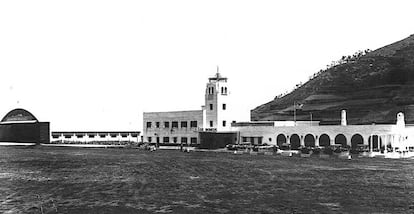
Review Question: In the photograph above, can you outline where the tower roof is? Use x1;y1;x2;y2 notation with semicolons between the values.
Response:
208;71;227;82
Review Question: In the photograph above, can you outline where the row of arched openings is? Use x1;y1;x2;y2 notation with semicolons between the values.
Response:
276;133;382;149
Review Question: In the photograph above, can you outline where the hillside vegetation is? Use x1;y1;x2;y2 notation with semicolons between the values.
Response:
251;35;414;124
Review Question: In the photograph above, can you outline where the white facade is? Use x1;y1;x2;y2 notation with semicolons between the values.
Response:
204;72;233;132
232;111;414;153
143;110;203;144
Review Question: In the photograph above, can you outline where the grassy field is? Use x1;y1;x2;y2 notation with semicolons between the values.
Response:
1;147;414;213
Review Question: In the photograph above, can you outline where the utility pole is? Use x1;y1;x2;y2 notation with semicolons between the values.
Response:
310;112;313;126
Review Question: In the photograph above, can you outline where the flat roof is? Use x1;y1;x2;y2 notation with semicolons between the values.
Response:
144;110;202;114
52;131;140;135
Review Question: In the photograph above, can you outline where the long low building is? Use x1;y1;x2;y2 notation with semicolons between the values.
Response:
51;131;140;144
232;111;414;154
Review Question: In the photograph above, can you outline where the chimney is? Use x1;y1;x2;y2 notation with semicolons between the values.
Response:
341;110;347;126
396;112;405;127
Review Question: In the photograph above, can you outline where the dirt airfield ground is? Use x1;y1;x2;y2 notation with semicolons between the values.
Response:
1;146;413;213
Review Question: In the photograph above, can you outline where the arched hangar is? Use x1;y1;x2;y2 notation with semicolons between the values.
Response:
0;108;50;145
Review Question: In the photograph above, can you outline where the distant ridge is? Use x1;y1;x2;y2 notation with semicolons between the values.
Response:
251;34;414;124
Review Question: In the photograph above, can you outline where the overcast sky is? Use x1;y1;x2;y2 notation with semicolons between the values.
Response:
1;0;413;131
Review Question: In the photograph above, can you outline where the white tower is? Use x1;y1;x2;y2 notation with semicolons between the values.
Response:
204;68;232;132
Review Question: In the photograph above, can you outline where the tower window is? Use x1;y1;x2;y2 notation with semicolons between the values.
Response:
223;120;226;127
209;87;214;94
190;121;198;128
221;87;228;95
222;103;226;110
210;121;213;127
164;121;170;128
163;137;169;143
209;104;213;110
156;122;160;128
146;122;152;128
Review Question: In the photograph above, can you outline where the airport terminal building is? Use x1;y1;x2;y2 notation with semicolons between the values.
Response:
143;71;238;148
143;71;414;155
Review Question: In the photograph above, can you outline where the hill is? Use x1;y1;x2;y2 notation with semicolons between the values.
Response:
251;35;414;124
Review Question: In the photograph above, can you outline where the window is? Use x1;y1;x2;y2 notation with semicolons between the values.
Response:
52;135;59;139
181;121;188;128
110;133;117;138
99;134;107;138
64;135;72;139
210;121;213;127
181;137;188;144
221;87;224;94
173;137;177;143
172;121;178;128
147;137;152;143
225;87;227;94
76;134;84;138
164;121;170;128
146;122;152;128
209;87;214;94
88;134;95;138
131;133;138;137
156;122;160;128
209;104;213;110
121;134;128;138
163;137;169;143
190;121;197;128
191;137;197;144
222;120;226;127
222;103;226;110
